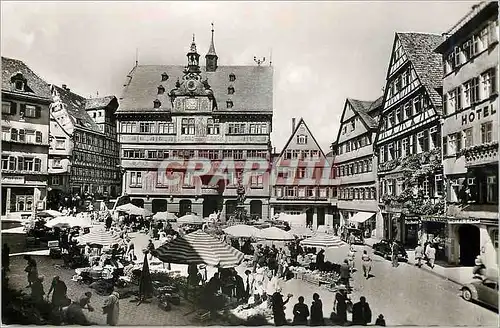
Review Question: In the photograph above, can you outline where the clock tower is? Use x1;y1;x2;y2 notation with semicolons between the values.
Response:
187;34;201;74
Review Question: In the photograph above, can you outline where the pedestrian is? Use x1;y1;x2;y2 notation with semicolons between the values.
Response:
340;259;351;290
425;243;436;269
105;214;113;231
375;314;386;326
30;275;45;304
147;239;155;260
347;247;356;272
2;243;10;272
66;292;94;325
391;241;399;268
24;255;38;288
244;269;254;300
126;237;135;262
47;276;68;311
333;286;347;325
309;293;324;326
414;244;424;268
473;256;486;280
103;291;120;326
352;296;372;326
361;249;372;279
292;296;309;325
271;288;292;326
316;249;325;271
233;269;246;302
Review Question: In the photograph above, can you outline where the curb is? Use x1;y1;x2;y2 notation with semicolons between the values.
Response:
409;262;465;287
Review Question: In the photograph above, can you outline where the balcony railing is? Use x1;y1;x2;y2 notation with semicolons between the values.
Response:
457;142;498;167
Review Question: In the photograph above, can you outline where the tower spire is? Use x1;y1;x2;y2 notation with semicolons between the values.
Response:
205;22;218;72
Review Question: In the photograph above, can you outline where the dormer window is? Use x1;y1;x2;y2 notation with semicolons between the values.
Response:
153;99;161;108
11;73;27;92
228;86;235;95
226;100;234;109
229;73;236;82
157;85;165;95
161;72;169;81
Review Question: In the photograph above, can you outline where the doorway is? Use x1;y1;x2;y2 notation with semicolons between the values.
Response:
179;199;192;217
250;200;262;220
152;199;168;213
203;196;220;218
317;207;325;226
306;208;314;228
458;224;480;266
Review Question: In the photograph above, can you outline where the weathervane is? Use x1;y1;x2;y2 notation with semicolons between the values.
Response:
253;56;266;66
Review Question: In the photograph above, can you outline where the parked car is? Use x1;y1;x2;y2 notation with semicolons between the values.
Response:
372;239;408;261
461;277;498;309
341;228;364;244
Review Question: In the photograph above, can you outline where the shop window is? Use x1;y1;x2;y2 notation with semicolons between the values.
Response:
487;176;498;204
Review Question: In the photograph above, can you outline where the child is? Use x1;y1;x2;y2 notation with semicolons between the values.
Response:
375;314;386;326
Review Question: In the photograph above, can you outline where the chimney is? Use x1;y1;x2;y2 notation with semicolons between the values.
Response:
273;147;276;154
62;84;67;90
291;117;296;134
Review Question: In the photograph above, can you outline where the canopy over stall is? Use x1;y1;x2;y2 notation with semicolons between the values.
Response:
258;227;295;241
153;211;178;222
152;230;244;268
300;233;345;249
223;224;261;238
116;203;152;217
177;214;205;225
348;211;375;224
37;210;63;218
288;226;314;238
45;216;92;229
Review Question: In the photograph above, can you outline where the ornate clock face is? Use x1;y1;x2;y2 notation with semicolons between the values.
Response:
185;98;198;110
187;80;197;91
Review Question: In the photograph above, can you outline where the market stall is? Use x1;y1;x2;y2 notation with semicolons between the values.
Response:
152;230;245;315
300;233;345;249
258;227;295;241
153;211;178;223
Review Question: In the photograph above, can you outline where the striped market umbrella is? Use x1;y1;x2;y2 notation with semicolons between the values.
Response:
258;227;295;241
223;224;261;238
152;230;244;268
77;230;122;246
300;233;345;249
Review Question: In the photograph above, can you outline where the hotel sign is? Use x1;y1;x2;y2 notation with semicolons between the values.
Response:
461;105;496;125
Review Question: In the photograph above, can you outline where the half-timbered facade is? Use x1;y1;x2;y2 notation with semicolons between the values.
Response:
435;1;499;269
1;57;51;218
375;32;445;248
270;118;335;229
332;97;383;238
117;32;273;220
48;85;121;209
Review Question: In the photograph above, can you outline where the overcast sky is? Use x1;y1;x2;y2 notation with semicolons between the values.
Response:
2;1;476;152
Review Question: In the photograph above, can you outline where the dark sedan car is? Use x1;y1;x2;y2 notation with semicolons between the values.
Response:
461;277;498;309
372;239;408;261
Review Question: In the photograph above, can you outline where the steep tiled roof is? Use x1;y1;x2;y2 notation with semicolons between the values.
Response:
85;96;116;110
117;65;273;113
347;98;378;129
397;32;444;112
2;57;51;99
52;85;101;132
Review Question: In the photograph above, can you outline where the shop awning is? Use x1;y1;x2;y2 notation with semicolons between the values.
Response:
348;211;375;224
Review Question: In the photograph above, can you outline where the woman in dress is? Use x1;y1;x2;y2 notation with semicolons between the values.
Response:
103;291;120;326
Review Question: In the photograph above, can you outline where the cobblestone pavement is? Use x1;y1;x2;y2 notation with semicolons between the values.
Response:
277;245;498;326
6;256;199;326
